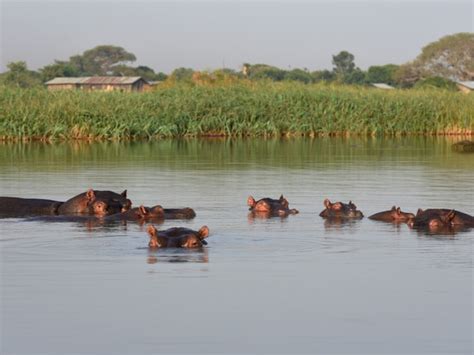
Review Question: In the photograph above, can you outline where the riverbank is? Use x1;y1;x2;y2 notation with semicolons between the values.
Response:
0;82;472;141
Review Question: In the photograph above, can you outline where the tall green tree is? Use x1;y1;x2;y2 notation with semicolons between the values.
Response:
395;32;474;85
366;64;399;85
80;45;136;75
40;60;80;82
332;51;356;77
2;61;42;88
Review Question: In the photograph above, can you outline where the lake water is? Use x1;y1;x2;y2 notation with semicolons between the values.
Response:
0;137;473;354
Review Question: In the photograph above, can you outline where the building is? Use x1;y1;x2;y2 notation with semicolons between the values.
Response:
371;83;395;90
456;81;474;94
45;76;150;92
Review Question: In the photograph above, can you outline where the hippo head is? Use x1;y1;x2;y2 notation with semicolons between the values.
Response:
147;225;209;248
390;206;415;222
85;189;124;216
408;209;457;230
320;199;363;219
135;205;164;219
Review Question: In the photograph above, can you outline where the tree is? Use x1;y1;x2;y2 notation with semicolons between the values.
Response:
80;45;136;75
343;68;366;85
311;70;336;82
247;64;286;81
2;61;42;88
285;69;312;84
366;64;399;85
332;51;356;77
40;60;80;82
413;77;458;91
396;33;474;83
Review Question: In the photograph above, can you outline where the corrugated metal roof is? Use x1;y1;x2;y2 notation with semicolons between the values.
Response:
371;83;395;90
45;77;87;85
457;81;474;89
45;76;146;85
83;76;144;85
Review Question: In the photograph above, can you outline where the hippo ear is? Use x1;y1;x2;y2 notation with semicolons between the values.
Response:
396;207;401;215
324;199;331;208
139;205;148;216
279;195;284;201
247;196;256;207
198;225;209;239
391;206;397;211
121;190;127;198
86;189;96;202
416;208;423;216
147;224;157;237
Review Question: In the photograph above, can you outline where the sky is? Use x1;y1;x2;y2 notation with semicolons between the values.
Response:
0;0;472;73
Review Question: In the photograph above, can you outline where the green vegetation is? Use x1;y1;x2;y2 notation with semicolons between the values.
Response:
0;81;472;141
2;33;471;89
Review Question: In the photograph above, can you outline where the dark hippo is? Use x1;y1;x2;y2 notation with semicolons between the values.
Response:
247;195;299;217
147;225;210;248
57;189;130;215
408;208;474;230
0;197;63;217
319;199;363;219
368;206;415;223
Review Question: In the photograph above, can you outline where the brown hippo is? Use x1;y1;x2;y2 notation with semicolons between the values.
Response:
319;199;363;219
0;197;63;217
147;225;210;248
368;206;415;223
247;195;299;217
109;205;196;222
408;208;474;230
57;189;130;215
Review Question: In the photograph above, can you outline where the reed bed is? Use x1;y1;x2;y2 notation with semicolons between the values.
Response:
0;82;472;141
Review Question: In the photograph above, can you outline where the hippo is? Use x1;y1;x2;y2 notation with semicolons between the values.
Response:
319;199;363;219
408;208;474;230
57;189;130;215
108;205;196;222
0;189;131;217
147;225;210;248
0;197;63;217
368;206;415;223
247;195;299;217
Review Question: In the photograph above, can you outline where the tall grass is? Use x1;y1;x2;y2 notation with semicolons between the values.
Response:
0;82;472;141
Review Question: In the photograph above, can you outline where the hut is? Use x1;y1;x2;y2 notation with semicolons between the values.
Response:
456;81;474;94
45;76;150;92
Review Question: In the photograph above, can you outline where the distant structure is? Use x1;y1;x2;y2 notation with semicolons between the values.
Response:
45;77;150;92
371;83;395;90
456;81;474;94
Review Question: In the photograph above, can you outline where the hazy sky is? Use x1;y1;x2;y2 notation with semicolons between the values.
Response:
1;0;472;73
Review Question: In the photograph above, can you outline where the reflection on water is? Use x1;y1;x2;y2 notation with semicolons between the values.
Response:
0;137;473;354
147;248;209;264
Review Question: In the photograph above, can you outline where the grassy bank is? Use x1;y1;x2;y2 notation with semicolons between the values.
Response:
0;82;472;140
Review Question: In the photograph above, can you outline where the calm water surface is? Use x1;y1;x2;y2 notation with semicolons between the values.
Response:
0;138;473;354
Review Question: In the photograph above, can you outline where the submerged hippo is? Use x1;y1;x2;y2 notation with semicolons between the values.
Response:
247;195;299;217
319;199;363;219
147;225;210;248
110;205;196;222
408;208;474;230
369;206;415;223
